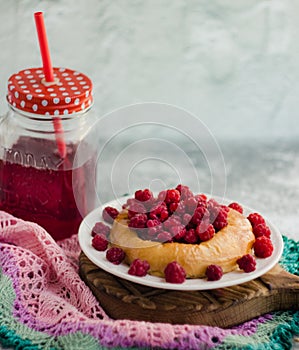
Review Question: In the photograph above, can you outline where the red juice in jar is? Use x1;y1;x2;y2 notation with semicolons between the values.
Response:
0;67;96;240
0;137;95;240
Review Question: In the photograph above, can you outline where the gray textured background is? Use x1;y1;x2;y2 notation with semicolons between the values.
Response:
1;0;299;140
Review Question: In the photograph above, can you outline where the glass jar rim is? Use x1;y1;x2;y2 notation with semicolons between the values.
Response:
8;103;93;121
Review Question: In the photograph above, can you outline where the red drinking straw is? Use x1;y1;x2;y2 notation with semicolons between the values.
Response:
34;11;67;159
34;12;54;82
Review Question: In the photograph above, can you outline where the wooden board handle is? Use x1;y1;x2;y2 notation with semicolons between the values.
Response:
79;253;299;328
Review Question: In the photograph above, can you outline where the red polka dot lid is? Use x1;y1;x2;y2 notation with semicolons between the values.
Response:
7;67;93;115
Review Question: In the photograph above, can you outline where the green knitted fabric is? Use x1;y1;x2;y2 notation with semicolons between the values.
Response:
280;236;299;276
0;235;298;350
215;311;299;350
214;235;299;350
0;271;136;350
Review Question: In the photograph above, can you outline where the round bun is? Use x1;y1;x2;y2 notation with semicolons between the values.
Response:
110;209;255;278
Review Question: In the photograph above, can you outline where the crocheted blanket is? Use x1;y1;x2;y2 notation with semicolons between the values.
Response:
0;210;298;350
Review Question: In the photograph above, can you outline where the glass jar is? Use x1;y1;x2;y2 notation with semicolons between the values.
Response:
0;67;97;240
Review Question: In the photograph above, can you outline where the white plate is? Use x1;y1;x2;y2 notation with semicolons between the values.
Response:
78;195;284;291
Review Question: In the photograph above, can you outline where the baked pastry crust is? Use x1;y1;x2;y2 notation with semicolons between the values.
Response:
110;209;255;278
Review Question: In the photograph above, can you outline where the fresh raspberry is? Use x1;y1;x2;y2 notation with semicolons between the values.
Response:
124;198;136;207
92;234;108;251
213;208;228;231
147;226;161;238
135;189;153;203
175;184;185;193
247;213;266;228
164;261;186;283
149;200;167;214
175;202;186;215
149;202;169;222
207;199;221;222
163;216;181;230
165;189;181;204
185;220;196;230
218;204;229;213
237;254;256;273
123;198;134;211
185;196;198;213
205;264;223;281
197;193;207;201
182;213;192;226
157;231;173;242
176;184;193;200
91;222;110;237
207;198;221;212
122;202;128;209
253;236;274;258
194;194;207;207
196;224;215;242
160;209;169;222
172;214;182;222
128;213;148;229
184;229;198;243
125;198;134;205
128;259;150;277
194;217;209;231
191;206;209;225
170;225;186;241
127;200;146;219
106;247;125;265
146;219;161;228
169;202;179;213
102;206;119;224
253;224;271;238
157;190;167;202
228;202;243;214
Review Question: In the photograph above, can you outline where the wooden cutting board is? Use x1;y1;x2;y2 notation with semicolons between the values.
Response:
79;252;299;328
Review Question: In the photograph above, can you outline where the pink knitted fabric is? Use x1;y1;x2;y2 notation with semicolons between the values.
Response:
1;210;294;349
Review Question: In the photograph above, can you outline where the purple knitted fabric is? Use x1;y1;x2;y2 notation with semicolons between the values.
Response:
0;211;298;349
